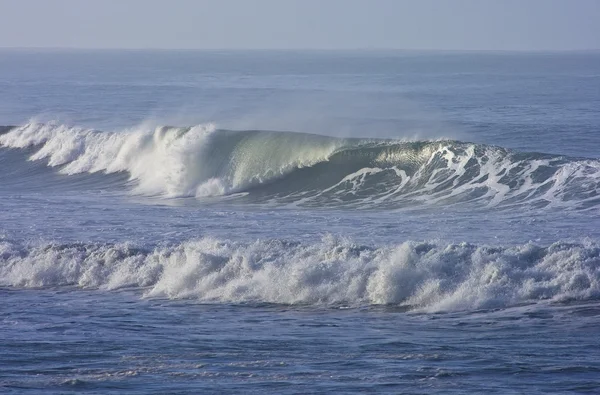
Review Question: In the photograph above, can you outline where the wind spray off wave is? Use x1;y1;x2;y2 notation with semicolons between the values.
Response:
1;122;600;209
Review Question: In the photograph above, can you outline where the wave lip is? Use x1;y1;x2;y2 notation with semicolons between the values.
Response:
1;122;600;209
1;237;599;312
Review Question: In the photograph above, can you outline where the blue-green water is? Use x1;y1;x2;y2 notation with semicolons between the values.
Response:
1;50;600;394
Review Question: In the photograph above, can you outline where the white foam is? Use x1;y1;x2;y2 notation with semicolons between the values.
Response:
2;122;600;209
315;142;600;209
0;122;341;198
1;237;598;312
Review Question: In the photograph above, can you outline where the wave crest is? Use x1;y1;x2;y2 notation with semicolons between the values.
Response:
1;122;600;209
0;122;343;197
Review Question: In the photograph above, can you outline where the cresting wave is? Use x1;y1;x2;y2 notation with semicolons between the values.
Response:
1;122;599;209
1;236;599;312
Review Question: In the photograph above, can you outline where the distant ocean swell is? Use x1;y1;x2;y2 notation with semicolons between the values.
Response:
1;122;599;209
1;236;599;312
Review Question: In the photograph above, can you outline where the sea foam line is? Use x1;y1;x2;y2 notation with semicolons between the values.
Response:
1;236;599;312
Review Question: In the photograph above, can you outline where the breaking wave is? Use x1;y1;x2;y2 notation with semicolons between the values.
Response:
1;122;600;209
1;236;599;312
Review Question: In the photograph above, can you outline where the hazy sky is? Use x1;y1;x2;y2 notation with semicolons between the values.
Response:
0;0;599;50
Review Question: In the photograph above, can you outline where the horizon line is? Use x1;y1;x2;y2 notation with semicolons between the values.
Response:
1;46;599;53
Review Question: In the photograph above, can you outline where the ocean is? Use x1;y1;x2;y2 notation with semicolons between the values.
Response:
1;49;599;394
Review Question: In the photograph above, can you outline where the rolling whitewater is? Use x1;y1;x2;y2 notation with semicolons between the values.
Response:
1;50;600;394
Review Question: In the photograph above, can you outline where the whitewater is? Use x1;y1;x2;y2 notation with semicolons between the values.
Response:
1;50;600;394
2;122;600;209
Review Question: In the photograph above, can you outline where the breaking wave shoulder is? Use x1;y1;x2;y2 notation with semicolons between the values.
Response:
1;122;600;209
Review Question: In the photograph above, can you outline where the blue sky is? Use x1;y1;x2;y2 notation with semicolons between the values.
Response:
1;0;599;50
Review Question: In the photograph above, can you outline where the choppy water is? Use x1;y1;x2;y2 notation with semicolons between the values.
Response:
1;50;600;394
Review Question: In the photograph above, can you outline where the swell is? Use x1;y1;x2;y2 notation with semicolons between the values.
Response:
1;236;599;312
1;122;599;209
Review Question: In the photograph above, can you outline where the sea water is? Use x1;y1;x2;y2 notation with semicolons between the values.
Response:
1;50;599;393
